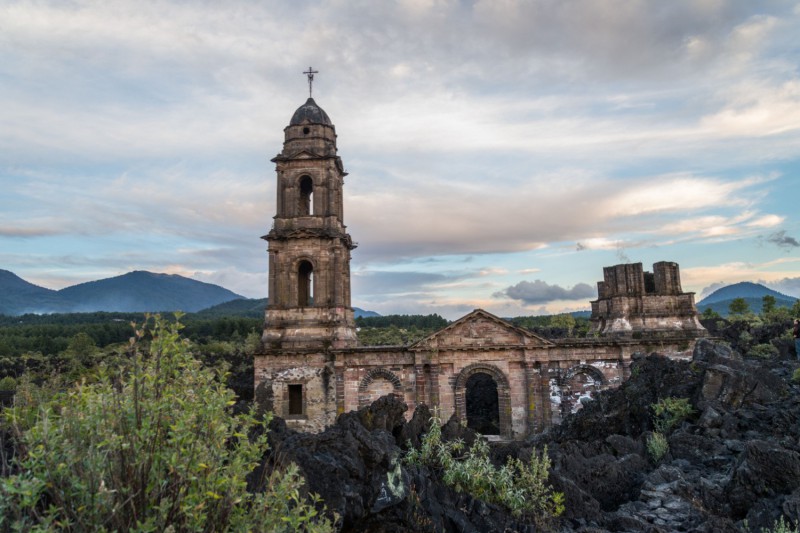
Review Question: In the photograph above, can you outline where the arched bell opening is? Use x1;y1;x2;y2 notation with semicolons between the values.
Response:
298;175;313;215
298;260;314;307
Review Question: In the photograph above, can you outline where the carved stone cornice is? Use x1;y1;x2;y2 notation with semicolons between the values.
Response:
263;227;356;249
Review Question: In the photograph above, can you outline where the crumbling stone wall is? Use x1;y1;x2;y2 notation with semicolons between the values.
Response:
255;310;701;438
255;353;337;433
591;261;706;336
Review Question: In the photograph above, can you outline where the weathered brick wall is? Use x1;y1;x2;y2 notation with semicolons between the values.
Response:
254;352;337;433
256;316;702;438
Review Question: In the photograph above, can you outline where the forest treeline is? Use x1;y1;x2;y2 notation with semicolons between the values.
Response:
4;297;795;398
0;311;596;391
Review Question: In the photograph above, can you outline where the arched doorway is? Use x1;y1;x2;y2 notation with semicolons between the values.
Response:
465;372;499;435
454;363;512;437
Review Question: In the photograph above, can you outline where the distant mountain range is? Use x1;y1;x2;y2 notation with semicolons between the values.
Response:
0;270;243;315
696;282;797;316
0;269;380;318
11;268;793;320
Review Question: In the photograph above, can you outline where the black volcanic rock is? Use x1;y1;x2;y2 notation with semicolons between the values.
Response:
527;341;800;532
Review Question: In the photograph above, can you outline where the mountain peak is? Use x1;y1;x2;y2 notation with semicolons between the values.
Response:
697;281;797;317
0;270;244;315
699;282;794;305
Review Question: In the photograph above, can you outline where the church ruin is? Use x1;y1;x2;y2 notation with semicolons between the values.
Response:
254;90;706;439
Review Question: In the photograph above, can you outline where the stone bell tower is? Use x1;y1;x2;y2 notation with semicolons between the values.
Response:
261;89;358;351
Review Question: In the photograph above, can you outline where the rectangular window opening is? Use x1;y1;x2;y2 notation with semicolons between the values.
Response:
288;384;303;416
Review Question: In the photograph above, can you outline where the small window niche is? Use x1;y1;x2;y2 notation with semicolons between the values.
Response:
288;384;304;416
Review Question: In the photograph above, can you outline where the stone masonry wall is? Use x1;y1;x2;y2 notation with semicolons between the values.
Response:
255;333;702;438
254;353;337;433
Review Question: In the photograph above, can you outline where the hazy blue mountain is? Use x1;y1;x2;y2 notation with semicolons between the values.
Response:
195;297;380;319
0;269;64;315
57;271;245;313
697;282;797;316
0;270;243;315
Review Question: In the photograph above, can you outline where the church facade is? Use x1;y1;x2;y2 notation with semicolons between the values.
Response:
254;96;706;439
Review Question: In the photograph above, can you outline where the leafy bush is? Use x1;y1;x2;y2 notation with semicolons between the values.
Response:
0;314;333;532
652;397;694;433
0;376;16;391
747;343;779;359
762;516;799;533
729;297;750;316
406;413;564;525
738;330;754;351
647;432;669;463
792;368;800;383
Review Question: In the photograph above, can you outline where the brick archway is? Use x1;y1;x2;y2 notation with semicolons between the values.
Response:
358;368;403;408
454;363;512;438
562;364;605;384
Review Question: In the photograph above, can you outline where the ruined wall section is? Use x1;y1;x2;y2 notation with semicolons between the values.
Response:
591;262;705;337
255;352;337;433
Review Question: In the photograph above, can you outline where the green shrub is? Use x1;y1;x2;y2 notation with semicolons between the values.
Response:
762;516;799;533
738;330;754;350
1;314;333;532
792;368;800;383
406;413;564;525
652;397;694;433
0;376;16;391
729;297;750;316
647;432;669;463
747;343;779;359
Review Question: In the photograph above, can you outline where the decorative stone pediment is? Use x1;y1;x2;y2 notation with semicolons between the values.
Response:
271;150;326;163
291;150;318;159
411;309;554;350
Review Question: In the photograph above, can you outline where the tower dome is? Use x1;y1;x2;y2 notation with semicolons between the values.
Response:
290;98;332;126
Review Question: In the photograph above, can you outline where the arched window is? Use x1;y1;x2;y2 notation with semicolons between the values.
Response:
298;176;313;215
298;260;313;306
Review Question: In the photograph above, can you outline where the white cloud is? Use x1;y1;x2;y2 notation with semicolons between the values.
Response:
1;0;799;318
701;80;800;137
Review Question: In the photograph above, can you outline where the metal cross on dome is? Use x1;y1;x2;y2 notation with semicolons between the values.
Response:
303;66;319;98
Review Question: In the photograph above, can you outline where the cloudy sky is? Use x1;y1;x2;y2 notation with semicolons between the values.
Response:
2;0;800;319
